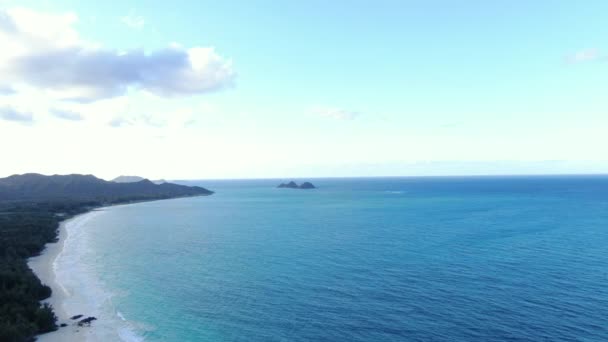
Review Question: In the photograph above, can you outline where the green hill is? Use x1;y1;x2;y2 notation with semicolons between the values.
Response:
0;173;212;201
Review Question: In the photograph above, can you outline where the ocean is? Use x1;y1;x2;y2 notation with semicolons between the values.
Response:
55;176;608;341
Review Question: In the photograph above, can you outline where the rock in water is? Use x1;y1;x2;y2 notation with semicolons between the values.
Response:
277;181;316;189
299;182;316;189
278;181;299;189
77;317;97;327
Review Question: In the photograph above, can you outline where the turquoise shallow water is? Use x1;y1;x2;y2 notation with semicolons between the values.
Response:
73;176;608;341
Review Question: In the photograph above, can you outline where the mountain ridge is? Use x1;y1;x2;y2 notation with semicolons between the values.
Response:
0;173;213;201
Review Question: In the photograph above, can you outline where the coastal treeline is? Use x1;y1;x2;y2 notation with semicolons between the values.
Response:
0;200;86;341
0;174;213;341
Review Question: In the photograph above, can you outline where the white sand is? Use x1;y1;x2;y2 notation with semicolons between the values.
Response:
28;214;96;342
28;206;146;342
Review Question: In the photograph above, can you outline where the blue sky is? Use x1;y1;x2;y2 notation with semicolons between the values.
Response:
0;1;607;179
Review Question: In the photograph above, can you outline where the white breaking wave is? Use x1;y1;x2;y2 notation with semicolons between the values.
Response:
54;209;147;342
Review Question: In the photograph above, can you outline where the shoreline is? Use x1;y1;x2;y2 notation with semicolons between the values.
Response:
28;212;95;341
28;206;143;342
26;195;211;341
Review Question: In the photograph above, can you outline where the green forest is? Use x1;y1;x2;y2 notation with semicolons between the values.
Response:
0;200;90;341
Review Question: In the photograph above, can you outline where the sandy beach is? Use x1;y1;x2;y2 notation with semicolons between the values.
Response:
28;213;98;342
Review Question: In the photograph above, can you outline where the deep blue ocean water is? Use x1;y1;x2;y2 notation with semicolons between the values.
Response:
72;176;608;341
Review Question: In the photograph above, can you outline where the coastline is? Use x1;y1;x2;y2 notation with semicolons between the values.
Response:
28;212;93;341
27;204;155;342
0;171;214;341
28;206;146;341
27;205;146;342
26;195;211;341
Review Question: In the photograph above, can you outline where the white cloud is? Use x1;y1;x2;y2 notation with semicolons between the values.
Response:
0;105;33;123
108;117;134;127
312;106;360;120
50;108;83;121
0;86;16;95
121;13;145;29
0;7;236;102
566;48;600;63
107;113;166;128
140;114;166;127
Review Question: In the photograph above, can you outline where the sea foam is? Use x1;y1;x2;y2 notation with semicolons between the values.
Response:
54;210;146;341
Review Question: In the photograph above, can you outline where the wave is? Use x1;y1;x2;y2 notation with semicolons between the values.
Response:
54;210;147;342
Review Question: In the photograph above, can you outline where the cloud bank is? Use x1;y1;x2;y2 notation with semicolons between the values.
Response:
0;86;16;95
108;117;134;127
50;108;83;121
0;106;33;123
0;8;236;102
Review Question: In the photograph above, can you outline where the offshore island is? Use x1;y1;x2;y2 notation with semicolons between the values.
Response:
277;181;316;189
0;173;212;341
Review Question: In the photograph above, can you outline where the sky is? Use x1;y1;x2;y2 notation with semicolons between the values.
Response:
0;0;607;180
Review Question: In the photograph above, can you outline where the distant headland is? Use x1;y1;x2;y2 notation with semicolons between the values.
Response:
277;181;316;189
0;173;213;200
112;175;167;185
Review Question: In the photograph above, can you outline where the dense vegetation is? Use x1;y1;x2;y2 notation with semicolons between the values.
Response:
0;201;84;341
0;174;213;341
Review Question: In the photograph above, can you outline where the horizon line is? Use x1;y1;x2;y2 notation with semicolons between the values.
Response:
173;172;608;182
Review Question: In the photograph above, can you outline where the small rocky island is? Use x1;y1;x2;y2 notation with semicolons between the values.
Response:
277;181;316;189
